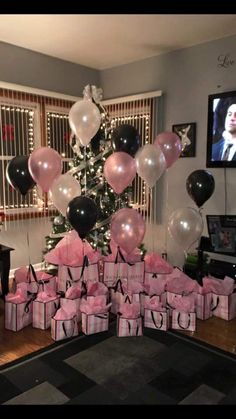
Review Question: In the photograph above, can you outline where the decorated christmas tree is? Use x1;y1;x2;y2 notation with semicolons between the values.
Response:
44;85;134;257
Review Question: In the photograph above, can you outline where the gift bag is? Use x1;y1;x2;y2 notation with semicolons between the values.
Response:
117;315;143;337
127;262;145;283
211;292;236;320
103;261;128;288
60;297;81;322
5;299;33;331
82;312;109;335
32;297;60;330
144;309;170;331
171;310;196;332
51;315;78;341
194;292;213;320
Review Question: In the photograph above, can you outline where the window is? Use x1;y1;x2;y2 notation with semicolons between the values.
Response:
103;92;162;219
0;84;78;221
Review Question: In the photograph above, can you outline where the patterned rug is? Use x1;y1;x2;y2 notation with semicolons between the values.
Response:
1;324;236;405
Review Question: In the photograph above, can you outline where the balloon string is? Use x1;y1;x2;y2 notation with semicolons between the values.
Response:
26;225;31;266
84;147;87;195
164;169;169;255
184;207;204;257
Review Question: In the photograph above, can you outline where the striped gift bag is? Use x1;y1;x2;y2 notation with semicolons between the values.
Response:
171;310;196;332
117;315;143;337
81;312;109;335
32;297;60;330
5;299;33;331
144;309;170;331
51;315;78;341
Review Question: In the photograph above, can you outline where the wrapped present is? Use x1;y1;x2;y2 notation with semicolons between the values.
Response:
144;307;170;331
33;293;60;330
117;315;142;337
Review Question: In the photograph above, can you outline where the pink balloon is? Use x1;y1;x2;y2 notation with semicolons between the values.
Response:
154;131;182;168
111;208;146;254
103;151;136;194
28;147;62;192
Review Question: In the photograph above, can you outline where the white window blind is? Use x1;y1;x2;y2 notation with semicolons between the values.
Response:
103;91;162;231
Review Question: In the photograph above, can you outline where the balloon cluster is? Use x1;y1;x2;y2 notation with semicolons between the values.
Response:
168;170;215;252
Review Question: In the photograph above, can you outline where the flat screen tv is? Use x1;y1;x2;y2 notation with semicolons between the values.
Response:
206;90;236;168
206;215;236;255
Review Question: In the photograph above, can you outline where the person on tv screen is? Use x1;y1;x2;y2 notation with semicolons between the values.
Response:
212;102;236;161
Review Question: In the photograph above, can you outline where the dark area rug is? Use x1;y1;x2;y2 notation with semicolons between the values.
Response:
1;323;236;405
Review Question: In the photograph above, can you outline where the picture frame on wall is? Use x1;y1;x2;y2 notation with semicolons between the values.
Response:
172;122;196;157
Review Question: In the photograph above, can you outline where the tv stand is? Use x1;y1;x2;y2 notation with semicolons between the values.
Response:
208;258;236;280
183;236;236;284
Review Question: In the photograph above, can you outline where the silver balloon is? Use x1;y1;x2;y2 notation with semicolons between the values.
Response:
69;99;101;147
168;207;203;251
49;173;81;217
135;143;166;188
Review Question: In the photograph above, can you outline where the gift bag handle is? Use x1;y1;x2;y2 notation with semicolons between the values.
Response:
126;319;140;336
62;316;77;338
177;312;191;330
151;310;163;329
210;295;220;312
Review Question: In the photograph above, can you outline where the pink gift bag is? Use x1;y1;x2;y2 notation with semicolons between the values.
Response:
51;315;78;341
211;292;236;320
5;299;33;331
117;315;143;337
32;297;60;330
82;312;109;335
171;310;196;332
103;261;128;287
144;309;170;331
127;262;145;283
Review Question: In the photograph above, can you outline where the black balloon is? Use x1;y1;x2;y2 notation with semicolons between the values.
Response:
6;155;36;196
67;196;98;239
186;170;215;208
111;124;141;156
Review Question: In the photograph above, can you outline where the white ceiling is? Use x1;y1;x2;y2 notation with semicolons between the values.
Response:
0;14;236;70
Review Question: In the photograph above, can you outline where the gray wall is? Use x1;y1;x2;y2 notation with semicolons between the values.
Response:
0;41;100;96
101;34;236;267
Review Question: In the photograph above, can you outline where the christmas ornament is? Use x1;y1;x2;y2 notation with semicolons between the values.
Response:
53;215;64;226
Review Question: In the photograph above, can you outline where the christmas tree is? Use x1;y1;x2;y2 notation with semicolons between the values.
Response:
43;85;133;257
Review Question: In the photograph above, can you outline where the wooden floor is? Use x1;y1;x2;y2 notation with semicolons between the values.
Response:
1;298;236;367
0;299;54;367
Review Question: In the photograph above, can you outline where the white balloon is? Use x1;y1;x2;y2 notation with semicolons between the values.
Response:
135;143;166;187
69;99;101;147
49;173;81;216
168;207;203;251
